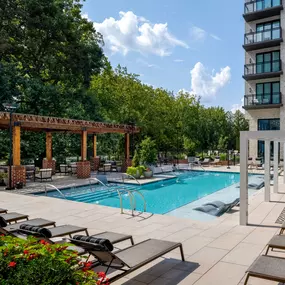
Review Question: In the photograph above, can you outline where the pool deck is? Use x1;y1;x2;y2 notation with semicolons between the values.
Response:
1;166;285;284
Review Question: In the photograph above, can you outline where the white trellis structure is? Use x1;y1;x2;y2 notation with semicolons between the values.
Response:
240;130;285;225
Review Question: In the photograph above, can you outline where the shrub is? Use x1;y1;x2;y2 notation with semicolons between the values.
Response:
220;153;227;161
137;165;146;176
139;137;157;165
132;149;140;167
126;166;138;177
0;235;108;285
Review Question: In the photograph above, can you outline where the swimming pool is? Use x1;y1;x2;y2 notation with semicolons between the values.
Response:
35;171;245;215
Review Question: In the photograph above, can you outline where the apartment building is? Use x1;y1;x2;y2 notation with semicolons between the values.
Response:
243;0;284;158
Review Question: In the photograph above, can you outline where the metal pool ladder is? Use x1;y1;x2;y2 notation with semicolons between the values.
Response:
44;184;67;199
117;188;147;216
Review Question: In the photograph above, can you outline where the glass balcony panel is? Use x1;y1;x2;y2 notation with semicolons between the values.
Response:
245;0;282;14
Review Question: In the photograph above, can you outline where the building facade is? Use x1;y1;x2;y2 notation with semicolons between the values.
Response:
243;0;284;158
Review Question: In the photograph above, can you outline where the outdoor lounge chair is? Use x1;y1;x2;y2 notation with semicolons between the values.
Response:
210;157;221;167
244;255;285;285
193;198;240;217
0;208;7;214
200;158;210;166
96;175;109;186
35;168;53;182
0;212;29;223
70;237;184;283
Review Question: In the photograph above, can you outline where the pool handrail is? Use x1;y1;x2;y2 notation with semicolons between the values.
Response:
122;173;141;186
129;189;147;213
44;184;67;199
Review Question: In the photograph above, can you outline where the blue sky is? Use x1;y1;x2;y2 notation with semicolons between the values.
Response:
82;0;244;112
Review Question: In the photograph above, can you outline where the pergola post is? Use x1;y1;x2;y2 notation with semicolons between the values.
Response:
81;129;87;161
93;134;97;158
240;133;248;225
264;140;271;202
46;132;52;162
13;123;21;166
12;122;26;187
274;141;279;193
125;133;130;160
43;132;56;174
77;129;90;179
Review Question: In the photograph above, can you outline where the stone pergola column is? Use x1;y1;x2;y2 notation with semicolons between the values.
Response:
12;122;26;187
43;132;56;174
77;129;90;178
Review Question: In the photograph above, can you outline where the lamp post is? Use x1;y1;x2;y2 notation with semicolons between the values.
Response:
3;103;18;190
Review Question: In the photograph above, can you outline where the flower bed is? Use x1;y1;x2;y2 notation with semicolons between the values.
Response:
0;235;108;285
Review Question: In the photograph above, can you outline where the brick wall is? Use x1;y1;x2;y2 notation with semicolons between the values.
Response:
77;161;91;179
90;157;100;171
42;159;56;174
11;166;26;188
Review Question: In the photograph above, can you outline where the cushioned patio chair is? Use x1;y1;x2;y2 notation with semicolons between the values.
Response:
35;168;53;182
244;255;285;285
0;212;29;223
210;157;221;167
96;175;109;186
60;164;70;176
5;218;56;230
70;237;184;283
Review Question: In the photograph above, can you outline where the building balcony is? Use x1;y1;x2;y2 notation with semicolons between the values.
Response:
243;60;282;80
243;0;283;22
243;27;282;51
243;93;282;109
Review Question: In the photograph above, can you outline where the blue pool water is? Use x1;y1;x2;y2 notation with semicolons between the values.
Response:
35;171;242;214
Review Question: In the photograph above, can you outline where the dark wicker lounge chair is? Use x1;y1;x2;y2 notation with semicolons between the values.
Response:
245;255;285;284
70;237;184;283
0;208;7;214
0;212;29;223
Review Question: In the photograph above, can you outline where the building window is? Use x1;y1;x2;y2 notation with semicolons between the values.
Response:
256;20;280;42
256;51;280;73
256;0;281;11
258;118;280;157
256;82;280;104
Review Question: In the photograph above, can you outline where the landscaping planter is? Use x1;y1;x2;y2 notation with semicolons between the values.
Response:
144;170;153;178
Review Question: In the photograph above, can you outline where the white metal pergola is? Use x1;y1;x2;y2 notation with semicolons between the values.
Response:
240;131;285;225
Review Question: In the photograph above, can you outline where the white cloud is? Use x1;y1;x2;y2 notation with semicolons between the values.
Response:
210;34;222;41
231;98;245;114
190;25;222;42
174;59;184;63
190;62;231;102
190;26;207;41
94;11;188;56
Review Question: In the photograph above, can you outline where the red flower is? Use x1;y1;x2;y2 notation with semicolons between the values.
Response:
39;240;48;245
98;272;106;279
23;250;29;255
84;261;93;268
8;261;16;268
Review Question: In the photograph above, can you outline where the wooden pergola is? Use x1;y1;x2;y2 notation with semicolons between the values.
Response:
0;112;139;185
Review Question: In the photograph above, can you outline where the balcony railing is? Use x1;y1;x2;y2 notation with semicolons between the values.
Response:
244;0;282;14
244;0;283;21
244;27;281;44
244;93;282;108
244;60;282;78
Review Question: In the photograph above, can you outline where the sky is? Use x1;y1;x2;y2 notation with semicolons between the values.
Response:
82;0;245;113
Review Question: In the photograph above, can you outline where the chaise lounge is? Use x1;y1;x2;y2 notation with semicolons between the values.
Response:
71;236;184;283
